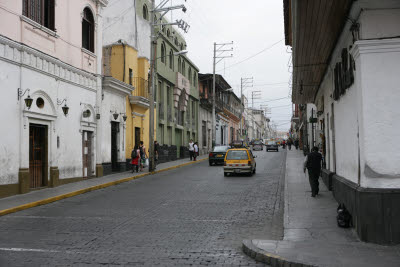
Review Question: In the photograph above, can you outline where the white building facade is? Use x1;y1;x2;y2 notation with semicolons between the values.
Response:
0;0;110;197
285;0;400;244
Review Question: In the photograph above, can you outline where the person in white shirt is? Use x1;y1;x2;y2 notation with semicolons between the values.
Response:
188;139;194;161
193;142;199;161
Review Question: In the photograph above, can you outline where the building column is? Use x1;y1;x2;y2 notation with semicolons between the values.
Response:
95;6;104;177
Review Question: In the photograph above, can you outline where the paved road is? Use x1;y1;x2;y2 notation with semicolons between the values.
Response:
0;149;286;266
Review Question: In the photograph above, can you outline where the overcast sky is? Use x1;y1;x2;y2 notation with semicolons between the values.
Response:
162;0;292;131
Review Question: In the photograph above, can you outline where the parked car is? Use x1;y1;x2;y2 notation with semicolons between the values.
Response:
209;146;230;165
266;141;279;152
252;140;263;151
223;147;256;176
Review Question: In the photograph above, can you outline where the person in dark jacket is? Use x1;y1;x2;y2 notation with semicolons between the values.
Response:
304;146;323;197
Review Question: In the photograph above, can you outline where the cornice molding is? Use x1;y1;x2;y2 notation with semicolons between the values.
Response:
0;35;97;91
351;38;400;60
93;0;109;7
102;76;134;96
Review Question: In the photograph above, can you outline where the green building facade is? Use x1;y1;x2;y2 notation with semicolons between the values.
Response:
152;8;200;161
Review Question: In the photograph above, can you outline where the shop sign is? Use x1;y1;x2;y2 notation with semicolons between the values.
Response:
333;48;355;100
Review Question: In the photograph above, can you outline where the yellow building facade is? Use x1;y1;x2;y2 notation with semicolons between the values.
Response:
103;43;156;161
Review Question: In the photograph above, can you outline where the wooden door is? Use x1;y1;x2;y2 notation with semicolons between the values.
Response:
82;131;92;178
135;127;141;148
111;122;119;172
29;124;47;188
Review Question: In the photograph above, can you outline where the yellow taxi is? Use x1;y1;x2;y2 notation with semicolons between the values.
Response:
223;141;257;176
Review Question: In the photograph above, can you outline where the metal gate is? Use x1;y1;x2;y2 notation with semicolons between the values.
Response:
29;124;47;188
82;131;92;177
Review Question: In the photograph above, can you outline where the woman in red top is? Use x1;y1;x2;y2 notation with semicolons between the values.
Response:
131;145;140;173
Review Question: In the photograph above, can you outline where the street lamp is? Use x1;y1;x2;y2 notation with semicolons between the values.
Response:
57;98;70;117
173;50;188;56
17;88;33;109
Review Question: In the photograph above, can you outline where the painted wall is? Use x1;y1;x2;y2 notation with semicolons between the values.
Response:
0;36;98;183
103;0;151;60
0;0;100;74
103;44;154;159
315;4;400;188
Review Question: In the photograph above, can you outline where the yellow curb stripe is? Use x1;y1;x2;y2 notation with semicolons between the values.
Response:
0;157;208;217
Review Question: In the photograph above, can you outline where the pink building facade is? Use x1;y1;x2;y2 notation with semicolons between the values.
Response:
0;0;111;197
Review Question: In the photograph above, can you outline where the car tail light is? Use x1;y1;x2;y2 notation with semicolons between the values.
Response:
248;161;252;166
209;153;213;157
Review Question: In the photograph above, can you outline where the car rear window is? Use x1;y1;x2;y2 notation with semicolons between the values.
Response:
213;146;229;152
254;141;262;145
268;141;276;145
226;150;249;160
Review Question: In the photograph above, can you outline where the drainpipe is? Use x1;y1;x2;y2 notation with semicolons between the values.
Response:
119;39;126;83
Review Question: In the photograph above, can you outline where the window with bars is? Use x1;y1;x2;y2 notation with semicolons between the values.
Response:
22;0;55;30
82;7;95;52
143;4;148;20
161;43;166;64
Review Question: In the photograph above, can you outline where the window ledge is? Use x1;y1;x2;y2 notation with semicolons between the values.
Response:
20;15;58;38
81;48;97;58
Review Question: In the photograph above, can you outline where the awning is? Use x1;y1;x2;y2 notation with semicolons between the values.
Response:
284;0;353;104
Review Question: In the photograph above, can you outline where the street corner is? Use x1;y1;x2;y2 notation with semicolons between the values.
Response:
242;239;316;267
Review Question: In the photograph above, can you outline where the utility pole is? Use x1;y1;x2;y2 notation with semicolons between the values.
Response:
149;0;188;172
240;77;253;140
212;42;233;148
149;0;156;173
251;90;261;109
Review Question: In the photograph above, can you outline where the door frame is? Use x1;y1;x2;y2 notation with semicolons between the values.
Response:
111;121;120;172
82;130;94;178
29;123;48;188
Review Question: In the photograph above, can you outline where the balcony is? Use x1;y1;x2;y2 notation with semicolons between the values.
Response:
129;77;150;109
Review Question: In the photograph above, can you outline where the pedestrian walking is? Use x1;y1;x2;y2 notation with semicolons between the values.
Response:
303;146;323;197
131;145;140;173
288;140;292;150
154;140;159;169
139;141;147;171
188;139;194;161
193;142;199;161
295;139;299;150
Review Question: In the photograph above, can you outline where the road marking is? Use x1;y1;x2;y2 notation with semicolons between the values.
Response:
0;248;60;253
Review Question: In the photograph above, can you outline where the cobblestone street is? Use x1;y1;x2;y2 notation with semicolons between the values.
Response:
0;150;285;266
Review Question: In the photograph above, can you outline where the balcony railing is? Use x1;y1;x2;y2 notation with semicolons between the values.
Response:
131;77;149;99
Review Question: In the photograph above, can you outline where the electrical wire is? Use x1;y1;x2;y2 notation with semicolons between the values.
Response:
216;38;284;72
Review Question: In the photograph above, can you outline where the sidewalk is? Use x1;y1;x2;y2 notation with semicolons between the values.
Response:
243;149;400;267
0;155;208;216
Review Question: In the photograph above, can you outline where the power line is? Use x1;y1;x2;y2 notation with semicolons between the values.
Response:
216;38;284;72
250;96;290;104
269;104;292;108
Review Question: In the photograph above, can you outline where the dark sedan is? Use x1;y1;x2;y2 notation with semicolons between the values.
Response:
266;141;279;152
209;146;230;165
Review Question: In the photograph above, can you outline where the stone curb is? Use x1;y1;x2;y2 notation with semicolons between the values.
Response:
242;240;317;267
0;158;207;217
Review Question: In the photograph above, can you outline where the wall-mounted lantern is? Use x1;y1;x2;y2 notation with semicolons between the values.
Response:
112;111;119;120
121;113;127;122
57;98;69;117
17;88;33;109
